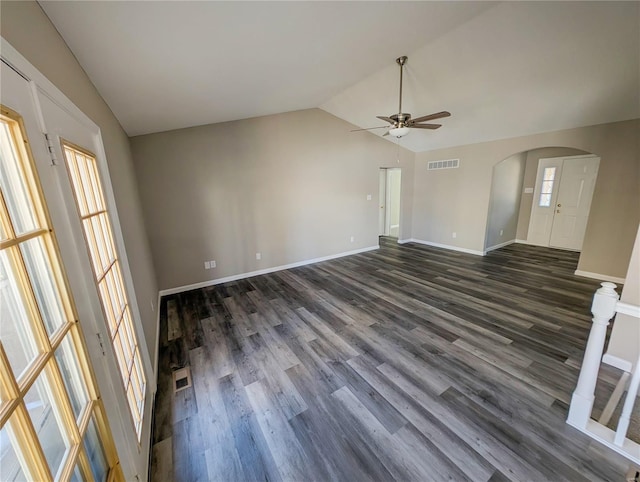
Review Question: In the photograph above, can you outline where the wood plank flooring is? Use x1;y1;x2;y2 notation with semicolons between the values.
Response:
150;238;637;481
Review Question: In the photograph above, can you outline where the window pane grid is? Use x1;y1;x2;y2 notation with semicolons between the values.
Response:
538;167;557;207
77;155;96;215
1;108;120;481
62;142;145;440
0;122;40;235
0;189;15;242
66;151;89;217
1;243;49;381
3;408;51;481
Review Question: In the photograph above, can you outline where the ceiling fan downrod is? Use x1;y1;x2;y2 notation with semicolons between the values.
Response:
396;56;407;117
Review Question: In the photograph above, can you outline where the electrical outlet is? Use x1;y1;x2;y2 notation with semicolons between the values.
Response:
500;229;504;236
452;232;457;239
210;260;216;268
350;236;354;243
204;261;210;269
366;194;372;201
256;253;261;260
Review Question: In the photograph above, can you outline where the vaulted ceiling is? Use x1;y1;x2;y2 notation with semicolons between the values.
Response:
39;1;639;152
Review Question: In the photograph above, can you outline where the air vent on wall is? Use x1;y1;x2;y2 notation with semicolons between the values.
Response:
428;159;459;170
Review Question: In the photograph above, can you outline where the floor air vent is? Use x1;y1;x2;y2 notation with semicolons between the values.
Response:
428;159;459;170
173;366;192;392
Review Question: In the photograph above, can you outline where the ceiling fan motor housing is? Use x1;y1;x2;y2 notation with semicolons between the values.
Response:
391;113;411;126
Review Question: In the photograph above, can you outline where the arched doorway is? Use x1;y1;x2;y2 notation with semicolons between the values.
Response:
485;146;595;252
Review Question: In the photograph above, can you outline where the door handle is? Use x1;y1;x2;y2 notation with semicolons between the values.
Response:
557;203;561;207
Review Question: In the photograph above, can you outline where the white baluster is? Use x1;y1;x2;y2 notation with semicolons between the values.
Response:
567;282;619;429
614;353;640;446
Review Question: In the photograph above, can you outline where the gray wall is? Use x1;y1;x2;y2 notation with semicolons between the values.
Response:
413;119;640;278
515;147;589;240
1;2;159;364
131;108;415;291
485;152;526;250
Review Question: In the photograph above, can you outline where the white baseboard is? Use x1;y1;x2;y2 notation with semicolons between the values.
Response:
401;238;484;256
602;353;634;373
483;239;516;254
159;245;380;297
574;270;625;285
397;239;412;244
515;238;538;246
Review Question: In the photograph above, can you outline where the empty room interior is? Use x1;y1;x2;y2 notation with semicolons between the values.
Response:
1;1;640;481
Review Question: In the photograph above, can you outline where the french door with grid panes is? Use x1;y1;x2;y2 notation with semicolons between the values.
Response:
0;103;121;480
1;48;153;481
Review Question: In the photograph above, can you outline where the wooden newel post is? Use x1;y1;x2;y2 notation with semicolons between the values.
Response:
567;282;619;429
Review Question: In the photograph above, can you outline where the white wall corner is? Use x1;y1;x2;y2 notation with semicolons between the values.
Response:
484;239;516;255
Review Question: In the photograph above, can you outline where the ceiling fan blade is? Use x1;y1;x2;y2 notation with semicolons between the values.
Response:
410;111;451;124
411;124;442;130
376;116;396;125
351;126;388;132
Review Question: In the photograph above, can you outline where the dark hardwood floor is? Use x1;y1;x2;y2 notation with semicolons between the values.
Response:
150;238;636;481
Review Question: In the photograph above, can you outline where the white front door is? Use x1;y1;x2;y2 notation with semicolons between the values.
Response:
549;156;599;250
527;155;599;250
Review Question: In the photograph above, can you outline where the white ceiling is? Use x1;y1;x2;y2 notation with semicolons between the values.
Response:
39;1;639;152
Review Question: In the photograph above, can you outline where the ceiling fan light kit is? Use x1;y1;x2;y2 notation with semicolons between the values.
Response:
351;55;451;138
389;126;410;138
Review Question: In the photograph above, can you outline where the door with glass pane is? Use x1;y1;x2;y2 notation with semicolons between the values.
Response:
527;157;564;247
527;155;599;249
548;156;599;250
35;85;154;480
0;100;121;481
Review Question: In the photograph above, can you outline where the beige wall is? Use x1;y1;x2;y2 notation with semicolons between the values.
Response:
131;108;414;290
1;2;159;362
414;119;639;278
606;223;640;367
515;147;588;240
485;152;526;250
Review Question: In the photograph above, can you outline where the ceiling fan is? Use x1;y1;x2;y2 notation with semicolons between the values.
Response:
352;56;451;138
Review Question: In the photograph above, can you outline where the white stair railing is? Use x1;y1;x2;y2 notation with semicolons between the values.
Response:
567;282;640;465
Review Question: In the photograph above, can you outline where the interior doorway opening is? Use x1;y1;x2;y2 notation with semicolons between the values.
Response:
379;168;402;238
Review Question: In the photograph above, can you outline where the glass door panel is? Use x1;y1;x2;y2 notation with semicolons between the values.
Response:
0;102;121;481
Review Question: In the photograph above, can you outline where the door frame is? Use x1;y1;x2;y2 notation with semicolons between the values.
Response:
2;37;155;480
379;167;402;238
